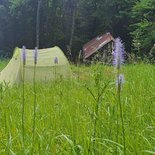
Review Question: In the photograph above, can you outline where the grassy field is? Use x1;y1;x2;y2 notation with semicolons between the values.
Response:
0;60;155;154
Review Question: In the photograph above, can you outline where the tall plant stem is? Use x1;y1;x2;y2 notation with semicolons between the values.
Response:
32;63;37;153
116;70;119;155
90;82;109;154
117;69;126;155
118;87;126;155
22;64;25;145
92;99;100;153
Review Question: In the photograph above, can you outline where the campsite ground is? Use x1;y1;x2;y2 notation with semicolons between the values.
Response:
0;61;155;154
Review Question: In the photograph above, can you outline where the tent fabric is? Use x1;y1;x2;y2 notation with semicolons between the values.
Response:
0;46;71;86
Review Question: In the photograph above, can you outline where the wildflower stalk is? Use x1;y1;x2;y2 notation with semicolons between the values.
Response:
22;65;25;143
21;46;26;146
87;68;109;154
116;71;126;155
116;70;119;155
32;47;38;153
113;38;126;155
117;76;126;155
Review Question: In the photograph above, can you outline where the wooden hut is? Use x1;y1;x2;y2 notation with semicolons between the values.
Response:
83;32;114;63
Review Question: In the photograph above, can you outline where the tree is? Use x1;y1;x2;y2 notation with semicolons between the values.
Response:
0;0;154;61
130;0;155;58
68;0;78;59
36;0;42;48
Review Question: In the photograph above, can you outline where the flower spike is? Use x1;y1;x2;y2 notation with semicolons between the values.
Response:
22;46;26;65
113;38;125;69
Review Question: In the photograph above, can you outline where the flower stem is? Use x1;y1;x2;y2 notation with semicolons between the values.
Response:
32;63;37;153
119;90;126;155
116;70;119;155
117;69;126;155
22;64;25;146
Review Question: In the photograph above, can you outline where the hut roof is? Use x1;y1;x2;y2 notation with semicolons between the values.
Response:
83;33;114;59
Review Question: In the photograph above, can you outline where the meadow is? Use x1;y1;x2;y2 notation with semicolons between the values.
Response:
0;60;155;155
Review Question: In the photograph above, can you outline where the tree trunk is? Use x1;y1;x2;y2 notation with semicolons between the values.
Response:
68;0;78;59
36;0;42;48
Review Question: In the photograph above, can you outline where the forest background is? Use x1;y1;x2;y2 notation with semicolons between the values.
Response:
0;0;155;61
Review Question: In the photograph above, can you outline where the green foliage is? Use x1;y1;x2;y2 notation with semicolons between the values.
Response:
0;0;154;60
0;0;133;54
9;0;24;12
149;45;155;63
130;0;155;57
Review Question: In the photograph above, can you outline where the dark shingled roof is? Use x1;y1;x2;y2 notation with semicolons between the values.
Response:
83;33;114;59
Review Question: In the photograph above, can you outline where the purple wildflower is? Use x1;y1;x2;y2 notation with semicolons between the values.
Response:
22;46;26;65
113;38;125;69
34;47;38;64
54;57;58;64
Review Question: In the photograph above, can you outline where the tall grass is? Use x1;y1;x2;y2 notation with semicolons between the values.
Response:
86;65;110;154
0;63;154;154
21;46;26;147
32;47;38;154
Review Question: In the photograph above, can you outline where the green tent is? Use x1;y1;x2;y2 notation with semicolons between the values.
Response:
0;46;71;86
